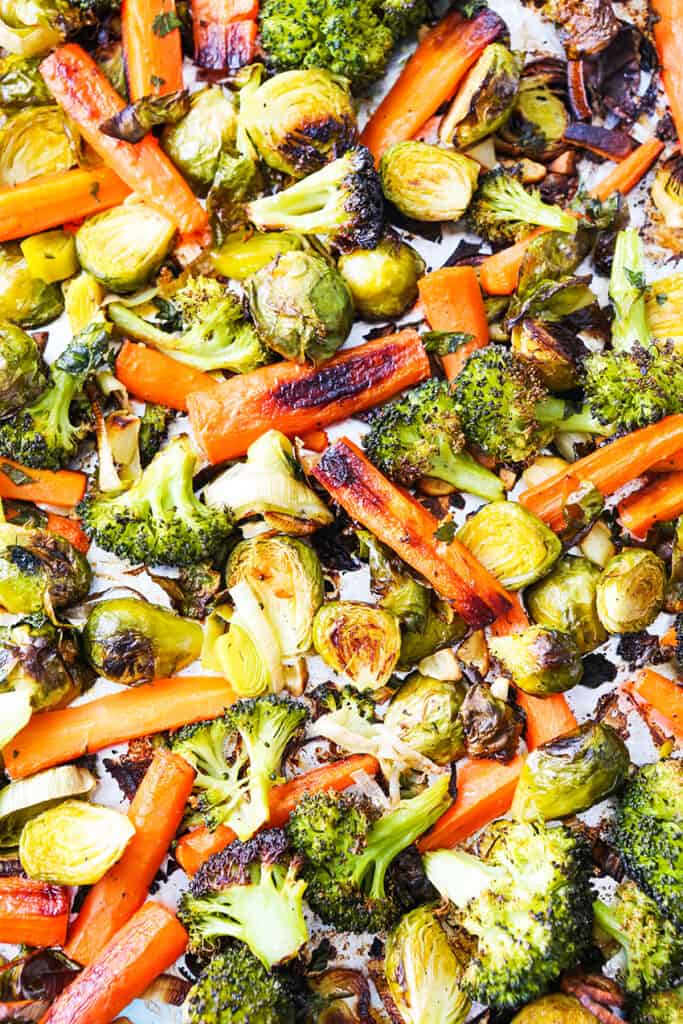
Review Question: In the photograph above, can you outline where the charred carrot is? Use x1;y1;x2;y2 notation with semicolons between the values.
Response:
176;753;380;875
116;341;218;411
4;675;233;780
191;0;259;68
361;8;504;160
662;626;676;647
490;594;530;636
618;471;683;539
122;0;184;100
66;749;196;964
653;0;683;146
187;329;431;464
312;438;512;628
42;902;187;1024
633;668;683;739
418;266;489;378
589;137;665;203
0;877;69;947
40;45;207;234
45;513;90;553
0;460;86;508
299;429;329;452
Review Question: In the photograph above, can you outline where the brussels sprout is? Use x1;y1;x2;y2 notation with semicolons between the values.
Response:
83;597;204;684
240;69;358;178
457;501;561;590
162;86;237;189
511;994;597;1024
385;905;471;1024
0;0;64;58
651;156;683;235
0;107;79;187
63;272;105;334
312;600;401;692
399;598;467;670
215;580;286;697
0;54;51;106
459;681;524;761
0;615;94;711
0;521;91;616
359;530;430;631
497;73;569;161
0;320;46;415
380;142;479;222
489;626;583;696
511;721;629;822
595;548;666;635
0;765;96;851
0;243;63;328
527;555;606;654
511;319;581;391
101;90;191;144
246;250;353;364
19;799;135;884
440;44;521;149
75;202;176;293
337;233;425;320
212;231;305;281
20;230;78;285
385;673;467;765
226;537;324;658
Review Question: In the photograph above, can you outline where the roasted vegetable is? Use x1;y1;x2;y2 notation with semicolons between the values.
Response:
0;106;79;187
75;201;176;293
183;946;296;1024
20;230;78;285
0;54;51;105
0;615;94;713
0;0;65;59
459;681;524;762
634;987;683;1024
312;600;401;692
0;764;95;851
526;555;607;654
384;672;467;765
100;90;191;144
511;995;597;1024
497;68;570;161
379;141;479;222
469;166;577;246
399;596;467;669
0;321;45;416
511;319;584;392
489;626;583;695
0;243;63;328
211;230;305;281
458;502;561;590
595;549;666;634
651;155;683;244
609;228;649;353
440;43;521;149
0;516;91;616
161;86;237;190
337;232;425;320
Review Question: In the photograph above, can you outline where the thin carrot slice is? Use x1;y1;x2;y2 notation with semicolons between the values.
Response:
0;460;86;508
0;877;69;947
191;0;259;68
633;668;683;739
418;266;489;378
619;471;683;539
653;0;683;146
589;137;665;203
45;513;90;553
122;0;184;100
298;429;329;453
478;230;546;296
116;341;219;412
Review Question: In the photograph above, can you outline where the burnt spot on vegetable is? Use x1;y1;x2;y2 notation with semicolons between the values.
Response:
274;346;400;411
278;115;359;176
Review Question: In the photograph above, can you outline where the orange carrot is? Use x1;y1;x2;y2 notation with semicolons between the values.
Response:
652;449;683;472
0;166;130;244
0;460;86;508
176;753;380;875
662;626;676;647
188;329;431;464
361;8;504;160
0;1003;48;1021
478;229;546;296
121;0;184;100
115;341;219;411
191;0;259;68
490;594;530;636
0;877;69;947
40;45;207;234
418;266;489;378
618;471;683;539
45;513;90;553
66;749;196;965
42;902;187;1024
4;675;233;780
312;438;512;628
633;668;683;739
589;138;665;203
653;0;683;146
298;429;329;452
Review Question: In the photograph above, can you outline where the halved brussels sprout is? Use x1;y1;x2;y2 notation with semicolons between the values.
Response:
595;548;666;634
19;799;135;884
459;681;524;761
0;320;46;415
246;250;353;365
337;233;425;320
312;600;401;692
0;54;51;106
0;615;94;712
226;537;324;658
489;626;583;696
526;555;606;654
0;243;63;327
212;231;305;281
240;69;357;178
511;994;598;1024
0;0;64;57
384;673;467;765
379;141;479;222
161;86;237;190
511;721;630;821
511;319;581;391
20;230;78;285
0;521;92;615
75;201;176;293
215;580;285;697
651;156;683;246
440;44;521;150
0;107;79;187
457;501;561;590
83;597;203;684
63;271;105;333
0;765;95;851
497;73;569;161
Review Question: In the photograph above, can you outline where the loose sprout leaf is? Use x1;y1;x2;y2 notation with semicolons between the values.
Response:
0;462;36;486
433;520;457;543
152;11;182;35
422;330;474;354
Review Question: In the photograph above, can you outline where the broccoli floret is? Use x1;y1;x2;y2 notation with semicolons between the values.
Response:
423;819;593;1009
615;759;683;931
0;323;111;469
287;774;451;932
171;694;308;838
468;167;578;245
610;228;650;353
364;378;504;501
381;0;429;37
453;344;607;464
179;828;308;966
635;987;683;1024
69;0;121;11
311;682;376;720
138;402;174;467
246;148;384;252
184;947;296;1024
79;435;233;567
582;344;683;433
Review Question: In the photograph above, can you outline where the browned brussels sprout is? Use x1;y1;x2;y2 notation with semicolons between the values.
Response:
440;44;521;149
0;518;91;616
312;600;401;692
0;320;46;416
101;90;191;144
0;615;94;712
595;549;666;635
511;319;583;391
0;243;63;328
212;231;305;281
0;107;79;187
459;682;525;762
0;765;95;852
489;626;583;696
161;87;237;189
527;555;607;654
457;502;561;591
359;529;430;631
497;66;569;161
337;232;425;321
384;672;467;765
0;54;51;106
511;994;597;1024
379;141;479;222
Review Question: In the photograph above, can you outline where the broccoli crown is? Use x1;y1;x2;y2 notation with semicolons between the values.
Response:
634;987;683;1024
468;167;578;245
184;947;296;1024
138;402;174;467
311;682;376;720
178;828;308;967
615;759;683;931
79;435;233;567
583;345;683;432
246;147;384;252
380;0;429;38
69;0;121;11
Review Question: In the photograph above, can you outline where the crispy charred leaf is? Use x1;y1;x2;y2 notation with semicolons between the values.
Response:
102;736;157;800
385;845;440;913
567;60;592;121
585;26;656;125
148;565;222;620
100;90;191;143
308;510;360;572
208;151;261;246
441;239;483;269
459;682;525;762
516;224;596;299
616;632;669;672
0;950;80;1002
543;0;620;58
539;172;578;205
579;653;617;689
563;123;635;160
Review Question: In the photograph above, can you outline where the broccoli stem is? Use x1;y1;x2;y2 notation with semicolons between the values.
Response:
430;447;504;501
423;847;501;909
593;898;629;952
609;229;651;352
535;396;614;437
492;179;577;235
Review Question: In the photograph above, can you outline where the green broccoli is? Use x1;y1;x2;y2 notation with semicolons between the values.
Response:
246;148;384;252
79;435;233;567
108;276;270;373
311;682;376;720
364;378;505;501
0;322;111;469
634;987;683;1024
453;344;609;464
423;819;593;1009
183;947;296;1024
171;694;308;839
380;0;429;37
468;167;578;245
615;759;683;931
582;344;683;433
138;402;174;467
287;774;452;933
610;228;651;353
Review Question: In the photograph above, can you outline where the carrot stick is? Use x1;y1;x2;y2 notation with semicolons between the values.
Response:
632;668;683;739
122;0;184;100
45;513;90;553
0;877;69;947
661;626;676;647
652;450;683;472
589;137;665;203
4;675;233;780
653;0;683;147
191;0;259;68
40;45;207;235
115;341;219;412
361;8;504;160
490;594;530;636
298;429;329;453
478;230;546;296
66;749;196;965
176;753;380;875
418;266;489;378
618;471;683;539
0;167;130;245
42;902;187;1024
312;438;512;628
0;460;86;508
187;329;431;464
